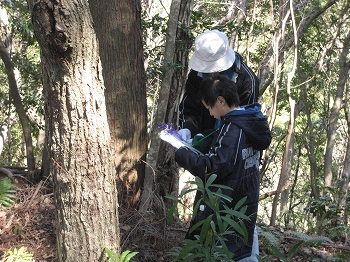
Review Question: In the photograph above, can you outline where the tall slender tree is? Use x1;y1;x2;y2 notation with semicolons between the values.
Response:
140;0;193;211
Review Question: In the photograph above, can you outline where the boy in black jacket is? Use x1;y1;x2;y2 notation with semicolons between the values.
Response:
174;74;271;261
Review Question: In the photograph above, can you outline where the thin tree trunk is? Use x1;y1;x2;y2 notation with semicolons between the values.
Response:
140;0;193;212
270;0;299;226
28;1;119;260
0;112;15;156
336;30;350;222
303;84;320;200
0;41;35;171
338;88;350;225
324;28;350;188
258;0;337;95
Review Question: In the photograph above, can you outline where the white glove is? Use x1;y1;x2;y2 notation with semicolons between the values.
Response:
178;128;191;141
159;130;186;149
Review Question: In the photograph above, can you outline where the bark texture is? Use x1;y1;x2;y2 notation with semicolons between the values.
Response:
27;1;119;261
89;0;148;208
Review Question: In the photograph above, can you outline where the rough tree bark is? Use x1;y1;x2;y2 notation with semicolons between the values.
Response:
89;0;148;208
27;1;119;261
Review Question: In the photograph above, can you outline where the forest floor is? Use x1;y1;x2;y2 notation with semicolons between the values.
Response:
0;175;350;262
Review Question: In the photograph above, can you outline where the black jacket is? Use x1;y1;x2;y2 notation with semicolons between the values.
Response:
175;103;271;260
179;52;259;136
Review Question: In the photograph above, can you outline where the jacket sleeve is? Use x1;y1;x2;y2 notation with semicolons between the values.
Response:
175;124;241;182
234;54;260;105
178;70;203;136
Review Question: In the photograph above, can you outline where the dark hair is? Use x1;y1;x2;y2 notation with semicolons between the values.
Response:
197;73;240;107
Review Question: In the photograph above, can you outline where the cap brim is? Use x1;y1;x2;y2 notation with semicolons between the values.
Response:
189;48;235;73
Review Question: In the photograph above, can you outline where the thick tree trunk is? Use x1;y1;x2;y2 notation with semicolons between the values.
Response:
89;0;148;208
27;1;119;261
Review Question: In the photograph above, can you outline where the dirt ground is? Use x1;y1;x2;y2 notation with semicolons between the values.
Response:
0;175;349;261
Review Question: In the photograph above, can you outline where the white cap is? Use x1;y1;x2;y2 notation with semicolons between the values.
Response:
188;30;236;73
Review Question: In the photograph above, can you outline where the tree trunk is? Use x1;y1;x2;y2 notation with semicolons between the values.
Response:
89;0;148;208
324;28;350;188
336;29;350;222
0;112;15;156
338;88;350;225
140;0;193;212
0;41;35;171
270;2;299;226
258;0;337;95
27;1;119;261
303;85;321;200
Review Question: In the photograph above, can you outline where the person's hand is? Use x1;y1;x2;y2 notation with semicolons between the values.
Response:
192;133;212;153
159;130;184;150
178;128;191;141
192;133;204;143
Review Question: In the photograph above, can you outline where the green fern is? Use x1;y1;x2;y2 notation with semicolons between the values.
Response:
3;246;34;262
259;226;334;261
0;177;17;208
285;230;332;246
104;248;138;262
258;226;282;248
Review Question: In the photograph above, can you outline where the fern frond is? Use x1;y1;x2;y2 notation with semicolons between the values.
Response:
4;246;34;262
258;226;282;248
286;230;332;246
0;177;17;208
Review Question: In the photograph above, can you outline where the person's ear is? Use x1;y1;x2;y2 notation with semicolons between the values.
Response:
217;96;226;106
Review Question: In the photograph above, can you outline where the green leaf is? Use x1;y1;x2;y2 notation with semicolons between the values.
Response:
209;183;233;191
166;200;178;223
0;178;17;209
177;241;201;259
216;213;225;233
189;217;205;235
199;215;213;243
287;241;304;260
164;195;178;201
212;191;233;202
179;251;205;261
120;250;138;262
221;207;250;220
191;200;202;220
206;190;216;209
271;246;287;262
234;196;247;210
104;247;119;260
216;237;233;259
221;216;247;240
205;174;217;186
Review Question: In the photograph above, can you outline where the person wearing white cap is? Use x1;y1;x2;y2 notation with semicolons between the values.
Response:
179;30;259;141
178;30;260;261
